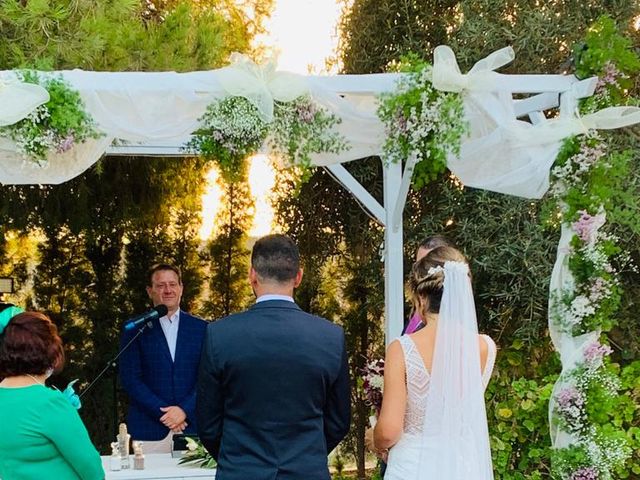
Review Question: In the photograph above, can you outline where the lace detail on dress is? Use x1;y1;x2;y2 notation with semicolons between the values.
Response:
398;334;497;435
398;336;430;435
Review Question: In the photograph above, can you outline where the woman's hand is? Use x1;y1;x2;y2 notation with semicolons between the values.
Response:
365;427;389;461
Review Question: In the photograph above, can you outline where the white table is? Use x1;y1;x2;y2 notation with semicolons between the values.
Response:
102;454;216;480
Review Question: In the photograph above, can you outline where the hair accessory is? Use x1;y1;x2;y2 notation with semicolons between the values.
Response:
427;265;444;276
0;305;24;335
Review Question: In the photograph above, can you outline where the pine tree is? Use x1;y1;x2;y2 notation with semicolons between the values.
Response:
203;164;254;319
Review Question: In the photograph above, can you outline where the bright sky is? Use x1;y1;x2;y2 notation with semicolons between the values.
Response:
199;0;342;240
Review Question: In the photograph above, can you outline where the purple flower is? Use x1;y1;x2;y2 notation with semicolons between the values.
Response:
557;386;584;410
570;466;598;480
56;134;75;153
596;61;626;93
296;102;317;123
589;277;609;302
394;108;408;134
584;341;613;364
571;210;606;244
555;386;586;431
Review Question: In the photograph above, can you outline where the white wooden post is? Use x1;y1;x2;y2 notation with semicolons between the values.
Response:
383;158;405;344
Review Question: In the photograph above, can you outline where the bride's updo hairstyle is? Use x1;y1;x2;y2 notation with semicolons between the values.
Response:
408;246;467;321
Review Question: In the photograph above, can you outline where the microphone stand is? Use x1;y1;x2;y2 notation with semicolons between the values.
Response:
79;319;154;438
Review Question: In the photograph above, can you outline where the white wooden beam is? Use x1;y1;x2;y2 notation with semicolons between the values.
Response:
391;153;419;232
323;164;386;225
383;159;405;344
514;92;559;117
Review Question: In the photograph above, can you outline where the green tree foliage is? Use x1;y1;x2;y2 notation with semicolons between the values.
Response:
338;0;639;75
203;165;253;320
0;0;256;71
449;1;639;73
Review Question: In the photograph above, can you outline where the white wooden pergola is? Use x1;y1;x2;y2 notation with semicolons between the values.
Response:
99;70;597;342
0;49;610;343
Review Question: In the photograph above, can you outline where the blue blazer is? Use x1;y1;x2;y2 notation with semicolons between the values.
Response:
197;300;351;480
119;310;207;441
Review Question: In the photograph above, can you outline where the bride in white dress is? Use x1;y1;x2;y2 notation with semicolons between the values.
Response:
372;246;496;480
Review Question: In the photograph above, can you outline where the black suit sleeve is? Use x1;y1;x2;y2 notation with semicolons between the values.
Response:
196;325;224;460
324;331;351;453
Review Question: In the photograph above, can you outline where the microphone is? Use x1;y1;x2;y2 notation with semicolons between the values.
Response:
123;304;168;331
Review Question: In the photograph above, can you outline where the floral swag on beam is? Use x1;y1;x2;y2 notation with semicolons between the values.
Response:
184;53;349;181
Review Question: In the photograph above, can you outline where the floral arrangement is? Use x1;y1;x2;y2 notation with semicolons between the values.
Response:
377;55;468;188
178;436;216;469
186;94;347;182
0;72;102;164
361;357;385;414
544;16;640;480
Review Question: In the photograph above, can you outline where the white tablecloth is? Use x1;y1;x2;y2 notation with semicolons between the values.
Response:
102;454;216;479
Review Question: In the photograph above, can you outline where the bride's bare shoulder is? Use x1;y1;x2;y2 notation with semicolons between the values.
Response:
478;334;496;351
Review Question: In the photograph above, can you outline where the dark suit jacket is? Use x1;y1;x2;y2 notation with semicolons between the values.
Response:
119;310;207;441
197;300;351;480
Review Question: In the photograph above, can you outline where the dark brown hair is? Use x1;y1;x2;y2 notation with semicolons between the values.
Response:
251;234;300;283
148;263;182;286
408;246;467;319
418;235;455;252
0;311;65;378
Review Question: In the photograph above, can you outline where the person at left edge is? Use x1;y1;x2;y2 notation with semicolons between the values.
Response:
0;307;104;480
119;263;207;453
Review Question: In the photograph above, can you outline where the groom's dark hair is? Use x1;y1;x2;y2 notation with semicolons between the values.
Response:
251;234;300;283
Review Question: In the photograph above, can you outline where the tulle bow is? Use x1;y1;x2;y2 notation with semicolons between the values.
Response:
430;45;515;92
217;53;309;122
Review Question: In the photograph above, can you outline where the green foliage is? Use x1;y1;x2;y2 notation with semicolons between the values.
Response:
449;1;639;75
338;0;460;74
270;96;348;175
542;16;640;479
0;0;257;71
487;352;558;479
574;16;640;85
187;96;268;182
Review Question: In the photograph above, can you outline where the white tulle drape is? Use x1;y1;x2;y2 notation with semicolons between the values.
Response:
0;72;49;127
418;261;494;480
2;48;639;191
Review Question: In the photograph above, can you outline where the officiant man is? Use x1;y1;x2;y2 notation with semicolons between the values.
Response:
197;234;351;480
119;263;207;452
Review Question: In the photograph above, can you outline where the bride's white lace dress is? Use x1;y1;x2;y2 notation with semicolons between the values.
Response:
384;334;497;480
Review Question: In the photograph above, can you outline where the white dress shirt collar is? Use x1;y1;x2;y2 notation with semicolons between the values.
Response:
256;294;295;303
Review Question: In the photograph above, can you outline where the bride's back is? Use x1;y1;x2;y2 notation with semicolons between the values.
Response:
397;327;496;436
408;326;494;377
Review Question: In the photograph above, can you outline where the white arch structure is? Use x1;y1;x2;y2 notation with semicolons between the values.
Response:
3;48;627;344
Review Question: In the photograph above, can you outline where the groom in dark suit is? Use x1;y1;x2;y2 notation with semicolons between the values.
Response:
197;234;351;480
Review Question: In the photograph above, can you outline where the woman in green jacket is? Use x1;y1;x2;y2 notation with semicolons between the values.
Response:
0;307;104;480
